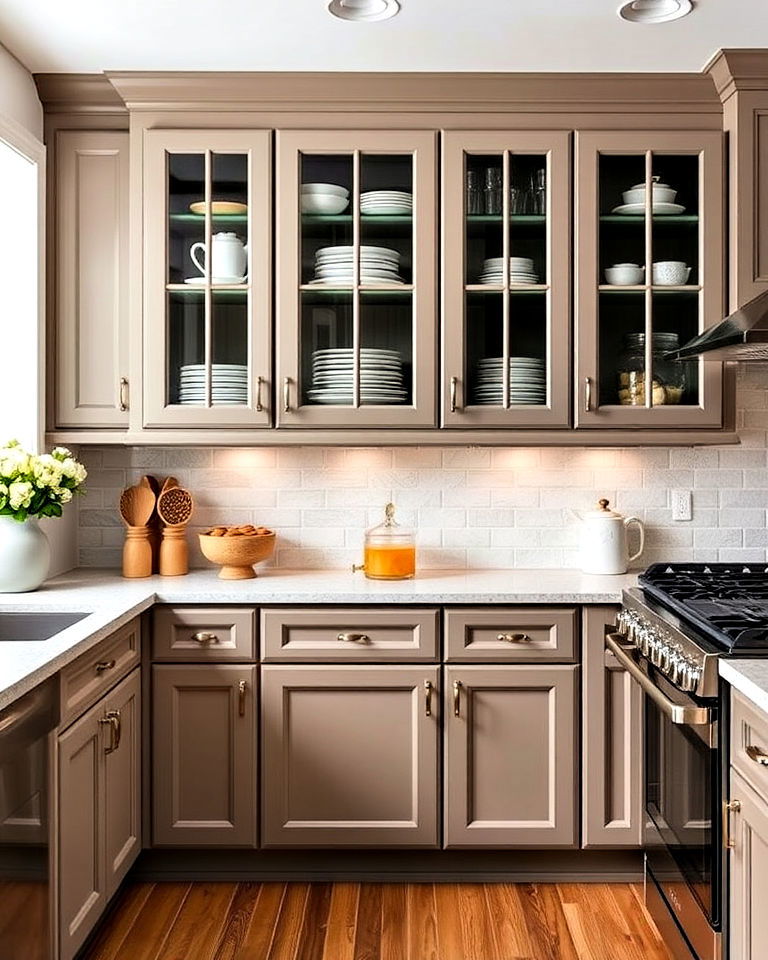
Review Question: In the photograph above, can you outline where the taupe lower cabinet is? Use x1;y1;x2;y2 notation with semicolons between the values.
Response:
581;606;642;847
58;668;141;960
261;665;439;847
152;663;257;846
444;664;578;848
55;130;129;428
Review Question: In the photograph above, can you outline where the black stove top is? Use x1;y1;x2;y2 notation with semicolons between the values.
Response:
639;563;768;651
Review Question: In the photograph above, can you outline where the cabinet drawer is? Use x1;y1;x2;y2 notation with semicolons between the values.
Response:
152;607;256;661
732;689;768;803
261;607;439;662
59;617;140;728
445;607;577;662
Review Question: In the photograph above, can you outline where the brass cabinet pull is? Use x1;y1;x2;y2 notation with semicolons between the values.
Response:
746;745;768;767
453;680;462;718
119;377;129;412
497;632;532;643
584;376;592;413
283;377;291;413
255;376;265;413
450;376;459;414
192;632;218;644
424;680;433;718
99;710;121;754
337;632;371;644
238;680;247;717
723;799;741;849
95;659;116;674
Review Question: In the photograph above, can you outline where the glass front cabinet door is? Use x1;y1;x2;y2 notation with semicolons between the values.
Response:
143;130;272;428
575;131;724;428
276;130;437;427
442;131;571;428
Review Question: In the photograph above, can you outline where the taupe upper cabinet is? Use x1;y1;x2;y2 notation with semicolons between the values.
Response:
442;131;571;428
143;129;272;428
276;130;437;428
55;130;129;429
575;130;724;428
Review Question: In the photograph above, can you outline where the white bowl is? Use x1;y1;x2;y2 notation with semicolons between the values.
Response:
652;261;691;285
301;193;350;215
301;183;349;199
622;185;677;205
605;264;645;285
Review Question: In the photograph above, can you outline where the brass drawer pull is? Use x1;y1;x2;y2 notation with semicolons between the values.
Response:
584;376;593;413
283;377;291;413
99;710;121;754
119;377;129;412
255;376;265;413
238;680;247;718
192;632;218;644
95;659;116;674
497;632;532;643
746;745;768;767
723;799;741;850
424;680;433;718
337;632;371;644
453;680;462;718
450;376;459;414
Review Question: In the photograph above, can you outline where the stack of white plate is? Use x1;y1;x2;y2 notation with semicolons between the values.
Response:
178;364;248;405
308;348;408;405
473;357;546;406
310;245;404;286
360;191;413;216
478;257;539;285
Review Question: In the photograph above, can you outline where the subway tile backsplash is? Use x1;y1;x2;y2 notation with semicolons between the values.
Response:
77;365;768;570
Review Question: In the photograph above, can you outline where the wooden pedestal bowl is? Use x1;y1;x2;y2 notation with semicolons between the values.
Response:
199;531;276;579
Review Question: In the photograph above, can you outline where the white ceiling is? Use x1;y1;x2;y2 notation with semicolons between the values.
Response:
0;0;766;74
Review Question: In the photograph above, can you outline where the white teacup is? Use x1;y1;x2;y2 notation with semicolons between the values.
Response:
605;263;644;285
190;232;247;281
652;261;691;286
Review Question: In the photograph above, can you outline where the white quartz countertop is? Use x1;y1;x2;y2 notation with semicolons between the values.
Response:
0;566;637;711
720;660;768;716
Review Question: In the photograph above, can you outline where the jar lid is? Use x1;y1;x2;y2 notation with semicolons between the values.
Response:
366;502;413;539
623;331;680;347
584;497;623;519
629;176;671;190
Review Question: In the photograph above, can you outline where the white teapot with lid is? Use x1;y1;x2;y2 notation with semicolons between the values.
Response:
579;498;645;575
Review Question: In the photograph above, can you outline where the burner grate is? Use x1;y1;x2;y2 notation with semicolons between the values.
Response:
639;563;768;651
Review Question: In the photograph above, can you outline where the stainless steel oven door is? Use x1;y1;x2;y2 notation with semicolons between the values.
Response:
606;633;721;960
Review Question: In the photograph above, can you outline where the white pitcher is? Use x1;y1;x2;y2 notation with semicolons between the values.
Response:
579;498;645;575
190;232;247;280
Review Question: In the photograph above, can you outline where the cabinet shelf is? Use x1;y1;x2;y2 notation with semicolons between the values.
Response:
166;284;249;294
599;215;699;224
299;284;414;293
465;284;549;292
301;214;412;224
467;215;546;224
597;285;701;293
169;214;248;223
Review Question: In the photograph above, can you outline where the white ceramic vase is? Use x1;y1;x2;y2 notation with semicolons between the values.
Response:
0;516;51;593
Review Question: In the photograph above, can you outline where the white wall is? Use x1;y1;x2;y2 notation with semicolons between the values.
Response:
0;42;42;139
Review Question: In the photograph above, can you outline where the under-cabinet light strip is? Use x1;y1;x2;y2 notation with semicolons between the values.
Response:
644;150;653;409
502;150;510;410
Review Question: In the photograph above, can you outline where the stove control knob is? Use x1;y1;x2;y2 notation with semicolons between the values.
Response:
668;652;683;684
616;610;630;636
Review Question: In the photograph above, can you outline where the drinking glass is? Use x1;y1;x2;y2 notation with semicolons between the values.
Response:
466;169;483;215
484;167;503;216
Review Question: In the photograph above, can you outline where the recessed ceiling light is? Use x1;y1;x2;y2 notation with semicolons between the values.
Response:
618;0;693;23
327;0;400;21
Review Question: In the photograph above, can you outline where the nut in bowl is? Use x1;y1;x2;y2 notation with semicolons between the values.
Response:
199;525;275;580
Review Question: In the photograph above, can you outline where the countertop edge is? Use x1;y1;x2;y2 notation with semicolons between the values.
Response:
720;660;768;716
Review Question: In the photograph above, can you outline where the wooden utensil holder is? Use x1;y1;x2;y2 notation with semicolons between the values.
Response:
122;525;153;579
159;524;189;577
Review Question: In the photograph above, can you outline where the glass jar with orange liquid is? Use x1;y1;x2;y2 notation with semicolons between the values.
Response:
353;502;416;580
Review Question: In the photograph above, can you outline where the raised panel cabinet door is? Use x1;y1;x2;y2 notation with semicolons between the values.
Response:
261;665;439;847
581;607;642;848
275;129;437;428
444;664;578;848
55;130;129;428
152;664;256;847
58;702;106;960
575;130;724;429
730;769;768;960
441;130;571;429
143;129;272;428
104;669;141;898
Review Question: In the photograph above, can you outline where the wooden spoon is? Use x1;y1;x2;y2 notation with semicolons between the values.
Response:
140;475;161;574
157;486;194;576
119;484;155;528
119;485;156;578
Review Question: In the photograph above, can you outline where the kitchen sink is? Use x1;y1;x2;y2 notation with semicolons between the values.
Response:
0;612;89;641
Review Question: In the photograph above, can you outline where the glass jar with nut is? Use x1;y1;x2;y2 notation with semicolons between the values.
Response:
617;332;686;406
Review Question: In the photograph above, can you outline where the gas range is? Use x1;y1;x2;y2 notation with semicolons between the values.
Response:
615;563;768;700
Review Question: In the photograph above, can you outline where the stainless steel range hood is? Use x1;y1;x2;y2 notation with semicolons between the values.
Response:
666;289;768;361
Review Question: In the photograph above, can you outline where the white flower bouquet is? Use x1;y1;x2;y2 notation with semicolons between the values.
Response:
0;440;87;522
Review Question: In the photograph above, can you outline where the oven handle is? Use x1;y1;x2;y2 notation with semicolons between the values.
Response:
605;633;712;726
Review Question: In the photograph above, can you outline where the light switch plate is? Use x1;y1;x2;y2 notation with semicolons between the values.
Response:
671;489;693;522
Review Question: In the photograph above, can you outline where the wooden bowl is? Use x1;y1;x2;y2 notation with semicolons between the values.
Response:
198;532;276;579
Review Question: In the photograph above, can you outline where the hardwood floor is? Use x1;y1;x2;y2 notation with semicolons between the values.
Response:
83;881;673;960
